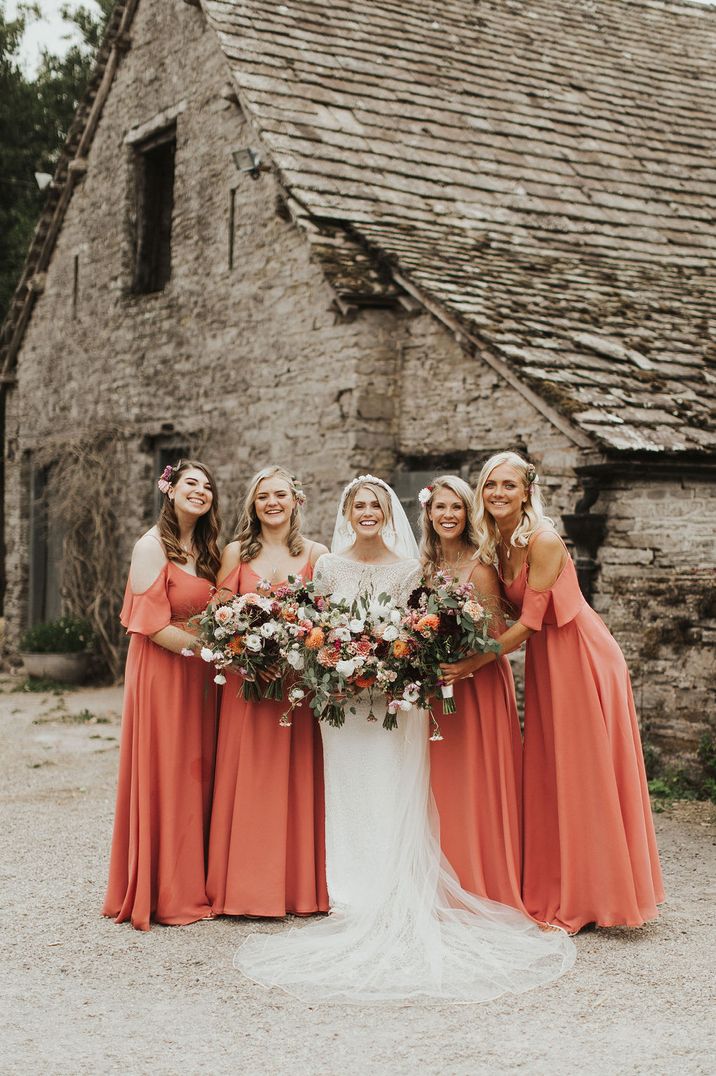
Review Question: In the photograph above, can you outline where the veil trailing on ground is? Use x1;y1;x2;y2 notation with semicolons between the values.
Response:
331;474;419;560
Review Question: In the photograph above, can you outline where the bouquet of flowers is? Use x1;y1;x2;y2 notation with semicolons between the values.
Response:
192;579;296;701
403;572;501;719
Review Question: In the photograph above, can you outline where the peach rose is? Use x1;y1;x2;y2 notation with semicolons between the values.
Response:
392;639;410;658
317;645;341;668
415;614;439;633
305;627;326;650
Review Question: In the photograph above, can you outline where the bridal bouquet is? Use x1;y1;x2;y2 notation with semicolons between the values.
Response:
193;579;300;701
280;587;417;730
403;572;501;717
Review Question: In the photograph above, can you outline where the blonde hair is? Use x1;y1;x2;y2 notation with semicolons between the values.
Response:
473;452;553;565
235;465;305;562
342;481;394;529
419;475;478;577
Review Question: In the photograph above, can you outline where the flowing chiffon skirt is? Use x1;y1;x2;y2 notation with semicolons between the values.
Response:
430;660;524;910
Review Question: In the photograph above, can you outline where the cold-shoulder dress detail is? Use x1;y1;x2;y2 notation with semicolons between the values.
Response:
102;562;217;931
502;540;664;933
234;554;575;1002
206;559;328;917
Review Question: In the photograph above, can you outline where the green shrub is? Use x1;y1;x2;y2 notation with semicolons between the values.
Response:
20;615;94;654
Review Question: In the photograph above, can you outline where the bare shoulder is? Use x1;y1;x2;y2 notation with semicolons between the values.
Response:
528;528;564;563
468;559;498;588
129;530;167;592
308;540;330;567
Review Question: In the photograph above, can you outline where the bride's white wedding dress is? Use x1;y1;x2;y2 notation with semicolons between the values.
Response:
235;554;576;1002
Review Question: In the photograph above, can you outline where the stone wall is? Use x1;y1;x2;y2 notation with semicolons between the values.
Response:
593;476;716;765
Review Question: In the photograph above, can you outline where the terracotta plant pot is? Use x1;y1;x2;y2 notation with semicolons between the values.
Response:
20;651;90;684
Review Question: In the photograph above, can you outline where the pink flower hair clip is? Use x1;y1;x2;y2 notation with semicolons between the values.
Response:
418;485;434;506
157;465;174;494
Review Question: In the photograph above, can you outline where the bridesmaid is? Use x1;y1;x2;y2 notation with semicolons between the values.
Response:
206;466;329;917
441;452;664;933
419;476;524;910
102;459;221;930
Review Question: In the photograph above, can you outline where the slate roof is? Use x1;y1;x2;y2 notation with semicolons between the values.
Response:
2;0;715;458
205;0;716;457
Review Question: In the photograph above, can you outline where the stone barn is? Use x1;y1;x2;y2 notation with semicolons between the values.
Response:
1;0;714;768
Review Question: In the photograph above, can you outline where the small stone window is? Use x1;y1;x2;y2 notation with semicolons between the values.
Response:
132;125;176;294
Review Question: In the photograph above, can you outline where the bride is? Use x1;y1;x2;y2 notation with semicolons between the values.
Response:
235;476;575;1001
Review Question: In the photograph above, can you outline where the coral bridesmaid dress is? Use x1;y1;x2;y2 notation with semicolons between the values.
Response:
102;562;217;931
206;559;328;917
430;660;524;910
502;536;664;933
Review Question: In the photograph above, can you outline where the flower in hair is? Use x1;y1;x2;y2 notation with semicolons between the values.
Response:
525;463;539;495
291;476;307;505
418;486;434;505
157;465;174;494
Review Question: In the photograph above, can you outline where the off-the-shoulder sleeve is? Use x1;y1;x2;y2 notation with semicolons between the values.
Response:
519;578;584;632
120;569;172;636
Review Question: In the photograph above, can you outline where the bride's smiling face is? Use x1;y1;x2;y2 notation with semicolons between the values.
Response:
348;485;384;539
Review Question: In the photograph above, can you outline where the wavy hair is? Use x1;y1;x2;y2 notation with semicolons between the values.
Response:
342;480;394;529
157;459;221;581
418;475;479;577
235;465;305;562
473;452;553;565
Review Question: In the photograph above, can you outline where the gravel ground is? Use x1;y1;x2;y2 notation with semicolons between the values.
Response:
1;680;714;1076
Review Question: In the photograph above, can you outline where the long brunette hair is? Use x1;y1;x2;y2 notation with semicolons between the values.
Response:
157;459;221;581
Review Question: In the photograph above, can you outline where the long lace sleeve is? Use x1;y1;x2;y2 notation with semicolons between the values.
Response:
312;553;335;597
394;560;422;607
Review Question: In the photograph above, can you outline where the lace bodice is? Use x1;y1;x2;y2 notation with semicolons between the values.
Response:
313;554;421;608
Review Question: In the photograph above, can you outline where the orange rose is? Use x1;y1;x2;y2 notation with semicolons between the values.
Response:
305;627;325;650
392;639;410;658
416;614;439;633
228;637;245;655
317;646;341;668
354;673;375;689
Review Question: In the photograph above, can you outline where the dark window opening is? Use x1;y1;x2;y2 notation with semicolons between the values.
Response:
152;440;190;518
28;461;64;626
132;126;176;294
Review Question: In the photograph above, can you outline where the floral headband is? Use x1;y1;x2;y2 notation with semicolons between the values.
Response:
340;473;391;511
157;464;174;494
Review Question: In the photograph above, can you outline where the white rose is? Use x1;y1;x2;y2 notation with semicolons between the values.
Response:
336;658;357;678
287;649;304;670
214;673;227;685
333;627;352;642
289;687;305;702
389;609;402;625
260;622;276;638
200;647;215;663
245;634;263;652
382;625;399;642
349;618;365;634
214;627;226;640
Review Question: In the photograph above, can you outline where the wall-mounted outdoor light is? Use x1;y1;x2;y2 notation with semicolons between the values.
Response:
232;147;262;180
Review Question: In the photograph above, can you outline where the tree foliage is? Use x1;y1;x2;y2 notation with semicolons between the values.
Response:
0;1;113;321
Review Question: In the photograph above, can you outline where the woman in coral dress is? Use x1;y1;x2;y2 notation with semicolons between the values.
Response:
206;466;329;917
418;475;524;910
103;459;221;931
441;452;664;933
